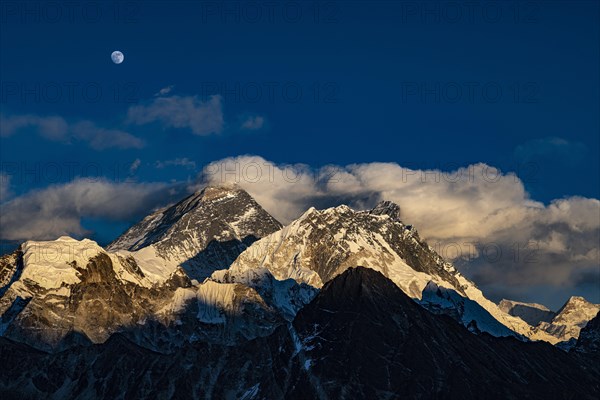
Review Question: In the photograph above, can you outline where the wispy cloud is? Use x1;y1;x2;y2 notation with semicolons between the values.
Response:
514;137;587;165
154;85;174;97
127;94;223;136
241;115;265;131
129;158;142;174
0;113;144;150
1;114;68;140
0;172;12;203
155;157;197;170
70;121;144;150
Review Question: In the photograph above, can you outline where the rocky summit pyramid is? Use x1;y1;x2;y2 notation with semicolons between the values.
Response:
108;183;283;280
536;296;600;344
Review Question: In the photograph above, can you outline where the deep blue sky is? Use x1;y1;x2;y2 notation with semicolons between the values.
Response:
1;0;599;241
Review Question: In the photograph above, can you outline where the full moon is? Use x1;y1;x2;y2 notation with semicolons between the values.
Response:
111;51;124;64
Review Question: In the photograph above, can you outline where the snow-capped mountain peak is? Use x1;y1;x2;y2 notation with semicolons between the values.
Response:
107;184;283;281
535;296;600;343
108;184;281;251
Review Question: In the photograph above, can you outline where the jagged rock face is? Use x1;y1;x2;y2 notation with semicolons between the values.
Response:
108;184;282;280
1;239;125;348
499;299;556;326
368;200;401;219
0;242;181;351
536;296;600;343
0;250;22;297
2;267;598;400
574;313;600;356
122;279;284;352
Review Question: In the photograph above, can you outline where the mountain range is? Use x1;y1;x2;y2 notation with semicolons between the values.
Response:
1;184;598;399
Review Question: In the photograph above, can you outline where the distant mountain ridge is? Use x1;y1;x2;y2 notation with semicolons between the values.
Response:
499;299;557;325
498;296;600;346
0;184;596;353
537;296;600;344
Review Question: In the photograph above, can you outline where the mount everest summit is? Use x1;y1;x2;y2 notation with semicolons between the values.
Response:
0;184;598;399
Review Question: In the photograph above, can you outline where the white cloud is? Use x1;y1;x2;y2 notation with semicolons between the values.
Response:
0;179;185;241
127;95;223;136
241;115;265;131
197;155;600;295
0;113;144;150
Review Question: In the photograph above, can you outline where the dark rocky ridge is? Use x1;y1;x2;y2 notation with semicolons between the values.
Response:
291;267;599;399
574;313;600;356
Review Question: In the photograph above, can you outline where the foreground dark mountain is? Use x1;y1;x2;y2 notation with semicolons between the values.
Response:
1;268;597;400
291;267;599;399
